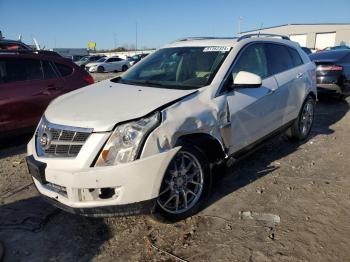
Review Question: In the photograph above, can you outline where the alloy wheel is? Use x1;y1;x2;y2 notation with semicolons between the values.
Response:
300;99;314;136
157;151;204;214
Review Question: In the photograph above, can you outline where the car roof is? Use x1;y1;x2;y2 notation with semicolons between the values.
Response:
164;36;299;49
309;49;350;61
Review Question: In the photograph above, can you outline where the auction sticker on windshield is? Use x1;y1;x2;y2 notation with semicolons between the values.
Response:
203;46;231;52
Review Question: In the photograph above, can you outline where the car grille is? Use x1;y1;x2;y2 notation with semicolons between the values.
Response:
36;117;93;158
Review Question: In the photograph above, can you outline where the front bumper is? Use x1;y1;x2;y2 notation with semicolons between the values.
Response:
27;138;180;216
88;67;97;72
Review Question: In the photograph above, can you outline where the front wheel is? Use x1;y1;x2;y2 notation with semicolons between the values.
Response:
156;145;211;221
288;95;315;141
122;65;128;72
97;66;104;73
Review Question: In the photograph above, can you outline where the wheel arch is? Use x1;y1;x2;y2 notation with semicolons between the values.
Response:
175;133;226;164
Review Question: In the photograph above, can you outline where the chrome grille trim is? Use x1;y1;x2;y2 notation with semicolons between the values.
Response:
36;117;93;158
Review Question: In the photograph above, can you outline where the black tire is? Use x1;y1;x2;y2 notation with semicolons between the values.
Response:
154;144;212;222
122;65;128;72
288;95;315;141
97;66;104;73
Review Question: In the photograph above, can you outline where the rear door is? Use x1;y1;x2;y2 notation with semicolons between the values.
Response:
109;57;123;71
224;43;280;154
0;57;48;132
103;57;118;71
265;43;305;124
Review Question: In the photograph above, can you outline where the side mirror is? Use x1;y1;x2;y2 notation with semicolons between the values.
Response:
233;71;262;88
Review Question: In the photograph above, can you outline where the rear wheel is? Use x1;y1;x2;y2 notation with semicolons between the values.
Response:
97;66;104;73
122;65;128;72
288;95;315;141
156;145;211;221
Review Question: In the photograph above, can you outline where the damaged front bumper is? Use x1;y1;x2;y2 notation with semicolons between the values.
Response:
26;146;180;217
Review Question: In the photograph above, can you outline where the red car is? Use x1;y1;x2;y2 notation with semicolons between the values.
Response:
0;49;94;137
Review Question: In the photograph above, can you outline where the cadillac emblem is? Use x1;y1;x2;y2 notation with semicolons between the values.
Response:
40;131;52;150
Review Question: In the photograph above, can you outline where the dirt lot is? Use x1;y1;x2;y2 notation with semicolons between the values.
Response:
1;73;349;262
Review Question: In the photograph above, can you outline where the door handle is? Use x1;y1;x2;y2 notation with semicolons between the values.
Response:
296;72;304;79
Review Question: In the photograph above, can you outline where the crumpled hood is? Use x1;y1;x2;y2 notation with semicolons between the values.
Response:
45;80;196;132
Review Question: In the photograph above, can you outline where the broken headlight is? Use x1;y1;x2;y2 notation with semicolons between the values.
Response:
95;112;160;166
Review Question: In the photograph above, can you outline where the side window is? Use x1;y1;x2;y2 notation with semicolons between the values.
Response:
231;44;269;80
42;61;58;79
109;58;118;62
288;48;304;67
266;44;294;74
0;58;43;83
55;63;73;77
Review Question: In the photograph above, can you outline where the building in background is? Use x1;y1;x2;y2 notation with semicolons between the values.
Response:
240;23;350;50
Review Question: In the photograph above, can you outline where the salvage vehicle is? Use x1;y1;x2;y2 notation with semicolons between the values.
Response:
85;56;130;73
27;34;317;220
309;50;350;96
0;49;94;137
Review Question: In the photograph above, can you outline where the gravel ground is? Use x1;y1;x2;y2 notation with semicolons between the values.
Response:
0;73;349;261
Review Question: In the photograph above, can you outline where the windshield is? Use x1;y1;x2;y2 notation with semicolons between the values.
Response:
96;57;107;62
79;56;90;61
113;47;230;90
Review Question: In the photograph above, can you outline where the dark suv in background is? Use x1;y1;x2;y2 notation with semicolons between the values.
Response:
309;50;350;96
0;49;94;137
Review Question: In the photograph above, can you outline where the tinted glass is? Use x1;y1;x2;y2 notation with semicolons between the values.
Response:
55;63;73;77
115;46;230;90
288;48;303;67
0;58;43;83
96;57;107;62
266;44;294;74
232;44;268;79
42;61;57;79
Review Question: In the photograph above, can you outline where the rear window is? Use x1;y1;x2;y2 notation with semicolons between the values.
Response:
55;63;73;77
266;44;294;74
309;50;350;61
0;58;43;83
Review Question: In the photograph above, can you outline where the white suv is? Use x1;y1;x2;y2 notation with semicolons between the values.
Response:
27;34;317;220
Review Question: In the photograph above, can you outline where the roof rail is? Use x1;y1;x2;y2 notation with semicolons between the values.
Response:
175;36;238;42
237;33;290;41
0;49;61;57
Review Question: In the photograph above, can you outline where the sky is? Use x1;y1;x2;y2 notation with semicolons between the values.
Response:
1;0;350;50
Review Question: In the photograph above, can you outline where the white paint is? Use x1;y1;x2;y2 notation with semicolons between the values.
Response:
27;36;317;211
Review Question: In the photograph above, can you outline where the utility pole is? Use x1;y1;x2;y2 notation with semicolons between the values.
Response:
238;16;243;35
113;33;117;49
135;22;138;52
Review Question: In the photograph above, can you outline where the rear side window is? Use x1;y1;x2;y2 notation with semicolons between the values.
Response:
231;43;269;79
266;44;294;74
0;58;43;83
288;48;304;67
55;63;73;77
42;61;57;79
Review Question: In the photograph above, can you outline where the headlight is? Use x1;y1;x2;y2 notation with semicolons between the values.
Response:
95;112;160;166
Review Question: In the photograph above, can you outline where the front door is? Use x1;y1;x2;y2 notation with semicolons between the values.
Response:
224;43;281;154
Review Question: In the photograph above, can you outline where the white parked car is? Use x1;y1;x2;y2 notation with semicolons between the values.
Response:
26;34;317;220
85;56;130;73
